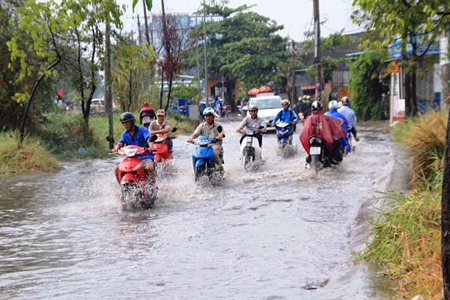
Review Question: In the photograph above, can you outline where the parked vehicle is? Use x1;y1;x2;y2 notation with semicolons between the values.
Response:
245;94;282;131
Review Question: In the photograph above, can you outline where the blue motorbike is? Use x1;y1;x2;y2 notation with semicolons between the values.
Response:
189;130;225;183
275;121;296;157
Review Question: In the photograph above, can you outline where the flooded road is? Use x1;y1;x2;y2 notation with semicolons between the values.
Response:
0;120;404;299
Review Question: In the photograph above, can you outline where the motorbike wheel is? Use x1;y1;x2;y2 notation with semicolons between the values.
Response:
310;154;320;174
243;155;252;170
195;165;205;182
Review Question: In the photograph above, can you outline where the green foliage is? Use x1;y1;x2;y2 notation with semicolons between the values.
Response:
189;4;287;90
112;37;154;111
171;82;199;100
348;51;388;120
0;131;60;175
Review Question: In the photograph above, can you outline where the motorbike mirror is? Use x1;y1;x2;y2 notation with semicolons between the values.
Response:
217;125;223;133
106;136;115;144
149;135;158;142
171;127;178;133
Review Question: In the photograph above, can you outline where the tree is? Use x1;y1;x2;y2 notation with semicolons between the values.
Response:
352;0;450;116
189;2;287;110
61;0;123;128
7;0;64;147
112;35;154;111
348;51;389;120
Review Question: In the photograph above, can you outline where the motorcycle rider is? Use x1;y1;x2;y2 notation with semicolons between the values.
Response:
139;102;156;129
187;107;225;171
296;95;311;120
112;112;156;184
300;101;346;165
235;104;266;147
149;109;173;153
273;99;299;134
325;100;351;153
338;96;359;141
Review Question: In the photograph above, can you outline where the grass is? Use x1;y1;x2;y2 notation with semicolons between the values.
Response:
361;109;447;299
0;110;197;174
0;131;60;175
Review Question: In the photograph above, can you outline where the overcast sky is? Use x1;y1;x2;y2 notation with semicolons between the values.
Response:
117;0;363;42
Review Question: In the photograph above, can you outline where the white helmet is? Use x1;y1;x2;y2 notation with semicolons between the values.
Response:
203;107;215;116
282;99;290;106
329;100;339;110
311;100;322;111
341;96;350;105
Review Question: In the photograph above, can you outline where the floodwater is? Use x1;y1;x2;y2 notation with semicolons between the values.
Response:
0;120;405;299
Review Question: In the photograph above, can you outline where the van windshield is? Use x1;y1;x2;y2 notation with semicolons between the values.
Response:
250;98;282;109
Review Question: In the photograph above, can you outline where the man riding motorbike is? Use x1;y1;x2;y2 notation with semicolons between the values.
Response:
187;107;225;171
325;100;351;153
338;96;359;141
296;95;311;120
235;105;266;147
112;112;156;184
273;99;299;133
149;109;173;152
300;101;346;165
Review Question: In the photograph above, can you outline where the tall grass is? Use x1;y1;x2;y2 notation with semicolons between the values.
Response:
0;131;60;175
392;110;446;187
361;110;446;299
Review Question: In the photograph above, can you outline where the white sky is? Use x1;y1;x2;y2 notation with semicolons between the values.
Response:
117;0;363;42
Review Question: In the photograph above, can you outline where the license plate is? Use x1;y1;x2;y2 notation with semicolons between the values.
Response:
310;147;321;155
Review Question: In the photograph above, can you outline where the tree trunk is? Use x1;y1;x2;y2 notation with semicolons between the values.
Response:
442;107;450;299
165;72;173;112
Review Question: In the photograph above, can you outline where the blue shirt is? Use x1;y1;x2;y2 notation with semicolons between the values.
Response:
325;109;349;131
273;108;298;124
119;125;154;160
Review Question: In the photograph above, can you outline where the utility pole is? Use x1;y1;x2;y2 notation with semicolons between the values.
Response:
313;0;323;100
291;39;296;103
195;15;201;103
105;19;114;149
203;0;208;99
137;15;142;44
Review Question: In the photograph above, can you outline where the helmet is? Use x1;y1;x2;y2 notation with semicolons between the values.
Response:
306;95;311;100
311;101;322;111
341;96;350;105
303;95;308;100
139;102;155;124
248;105;258;111
156;109;165;116
282;99;290;106
203;107;215;116
120;112;135;123
329;100;339;110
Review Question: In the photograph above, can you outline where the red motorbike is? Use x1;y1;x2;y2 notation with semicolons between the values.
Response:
152;127;177;163
116;145;157;210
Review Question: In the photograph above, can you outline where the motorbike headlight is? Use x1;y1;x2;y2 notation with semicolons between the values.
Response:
124;148;138;157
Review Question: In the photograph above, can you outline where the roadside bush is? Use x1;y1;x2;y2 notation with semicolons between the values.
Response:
392;110;446;187
349;51;389;121
0;131;60;175
361;110;446;299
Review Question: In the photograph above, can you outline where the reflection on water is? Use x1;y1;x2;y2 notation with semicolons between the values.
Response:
0;122;400;299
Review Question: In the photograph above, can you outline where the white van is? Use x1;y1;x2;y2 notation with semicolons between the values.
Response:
246;94;283;131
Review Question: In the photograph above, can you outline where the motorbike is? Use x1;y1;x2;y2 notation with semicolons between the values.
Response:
115;144;157;210
308;136;327;174
189;126;225;183
275;121;296;157
239;128;263;171
107;135;158;210
153;127;177;163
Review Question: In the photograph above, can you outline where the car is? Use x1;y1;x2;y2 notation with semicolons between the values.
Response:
245;94;283;131
90;98;105;115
